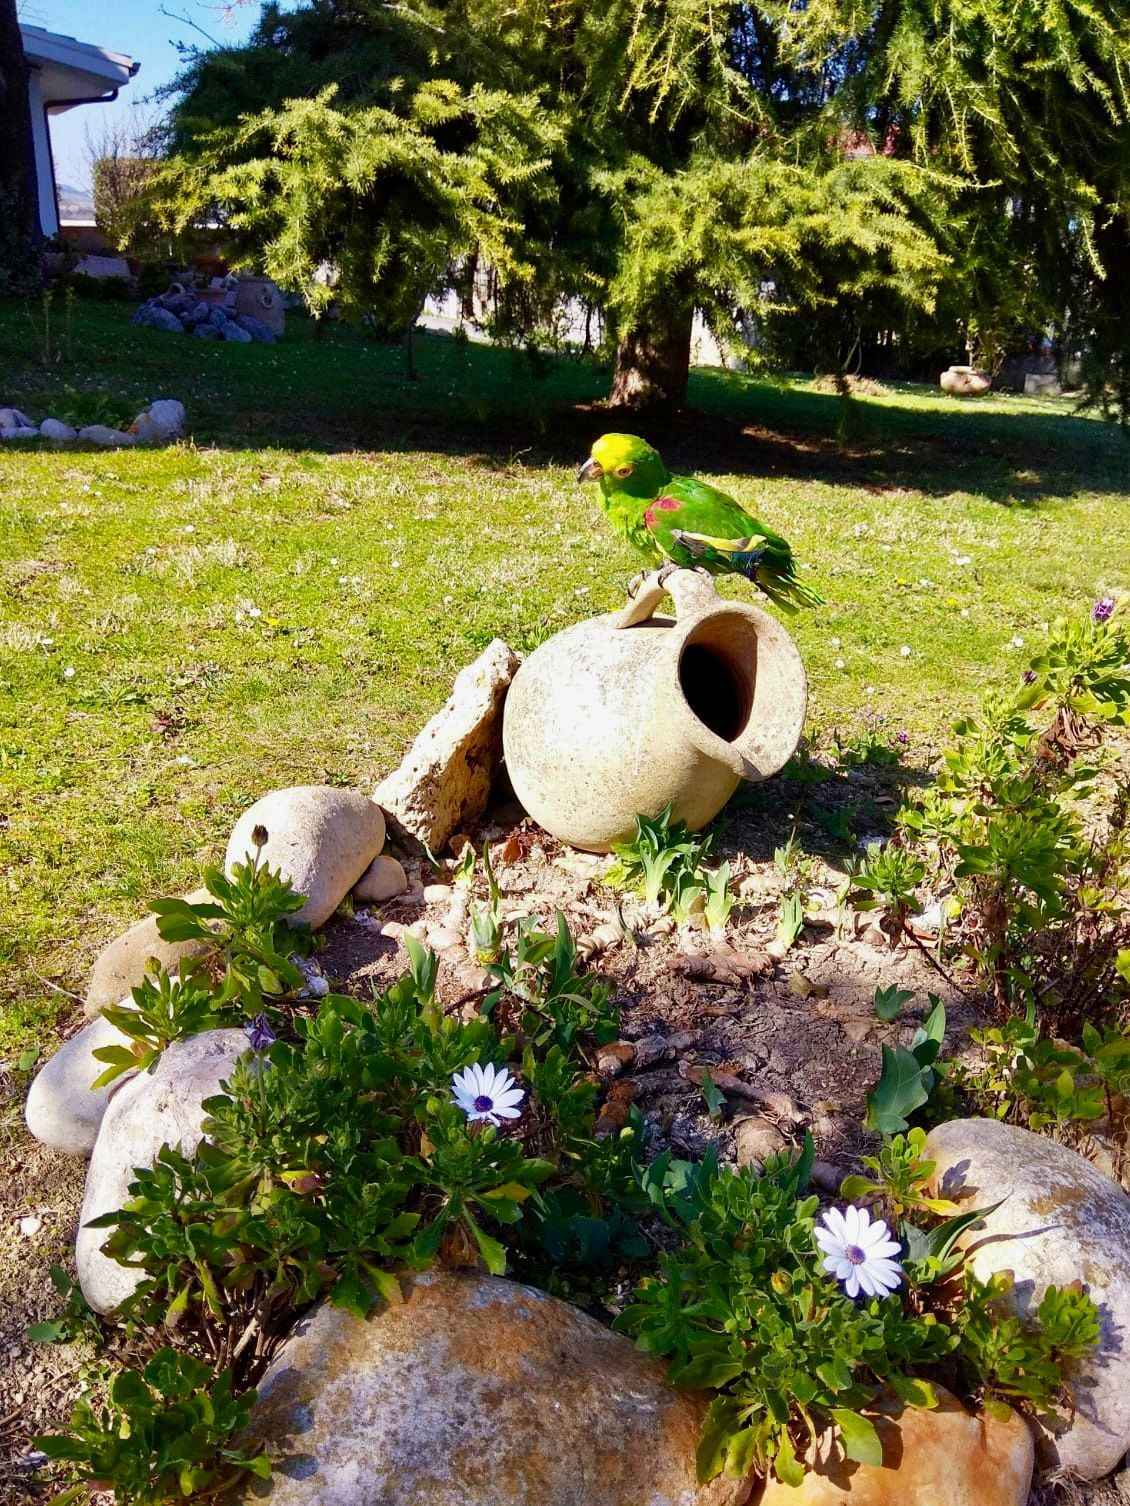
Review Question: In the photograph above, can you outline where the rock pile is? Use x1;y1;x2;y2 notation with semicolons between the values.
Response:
0;399;187;448
132;288;276;343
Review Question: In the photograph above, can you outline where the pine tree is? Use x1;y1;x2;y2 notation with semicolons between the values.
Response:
159;0;1130;413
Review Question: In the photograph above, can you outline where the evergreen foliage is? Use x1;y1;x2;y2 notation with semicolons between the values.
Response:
110;0;1130;409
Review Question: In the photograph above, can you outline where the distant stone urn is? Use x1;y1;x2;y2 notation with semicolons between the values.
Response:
502;569;807;851
940;365;992;396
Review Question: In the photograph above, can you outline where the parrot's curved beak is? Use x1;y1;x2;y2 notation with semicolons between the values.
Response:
577;456;603;483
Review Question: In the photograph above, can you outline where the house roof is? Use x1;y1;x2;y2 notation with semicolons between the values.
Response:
20;23;138;110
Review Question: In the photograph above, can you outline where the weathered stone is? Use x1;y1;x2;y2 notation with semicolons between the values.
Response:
225;787;385;930
733;1115;788;1171
354;854;408;903
939;366;991;397
374;640;519;851
25;1011;137;1156
129;401;186;443
78;424;135;447
758;1385;1032;1506
195;322;221;341
1;426;40;439
39;417;78;441
84;890;213;1020
231;1269;751;1506
0;406;33;429
76;1029;249;1313
221;321;253;343
234;313;277;343
132;304;184;335
926;1117;1130;1479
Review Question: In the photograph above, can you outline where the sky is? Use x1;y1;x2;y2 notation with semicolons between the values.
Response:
18;0;260;191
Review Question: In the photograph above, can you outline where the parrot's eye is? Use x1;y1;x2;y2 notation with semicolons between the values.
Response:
615;464;633;478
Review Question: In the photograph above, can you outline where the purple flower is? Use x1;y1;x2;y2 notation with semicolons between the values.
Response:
1022;669;1038;685
896;731;910;746
1093;596;1116;624
245;1012;277;1051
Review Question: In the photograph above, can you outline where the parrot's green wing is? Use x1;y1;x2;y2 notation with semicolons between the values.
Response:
642;475;821;611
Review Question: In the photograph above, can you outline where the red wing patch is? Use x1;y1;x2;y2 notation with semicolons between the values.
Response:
644;496;682;528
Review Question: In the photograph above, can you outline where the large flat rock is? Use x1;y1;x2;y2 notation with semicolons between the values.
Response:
233;1269;751;1506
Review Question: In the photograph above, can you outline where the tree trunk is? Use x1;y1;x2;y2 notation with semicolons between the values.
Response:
0;0;41;294
608;304;694;412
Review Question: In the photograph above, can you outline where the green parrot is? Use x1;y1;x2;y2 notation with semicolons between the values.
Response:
578;432;821;613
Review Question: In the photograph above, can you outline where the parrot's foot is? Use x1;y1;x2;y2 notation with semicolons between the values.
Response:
625;570;649;600
655;561;681;587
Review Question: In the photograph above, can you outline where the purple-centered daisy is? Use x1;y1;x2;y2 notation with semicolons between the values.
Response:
451;1062;524;1126
245;1013;277;1051
1093;596;1116;624
1022;669;1038;685
814;1205;903;1299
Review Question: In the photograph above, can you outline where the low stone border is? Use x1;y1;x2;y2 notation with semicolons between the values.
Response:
0;400;187;448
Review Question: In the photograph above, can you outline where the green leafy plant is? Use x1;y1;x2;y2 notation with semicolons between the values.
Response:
616;1142;955;1487
703;863;735;933
467;841;504;965
92;968;239;1087
955;1011;1130;1176
484;912;619;1055
897;609;1130;1024
90;836;311;1086
605;805;727;922
26;1266;103;1347
33;1349;268;1505
839;841;927;945
840;1129;961;1220
85;913;628;1362
150;830;310;1015
865;996;948;1135
51;383;136;431
954;1273;1101;1421
776;892;806;950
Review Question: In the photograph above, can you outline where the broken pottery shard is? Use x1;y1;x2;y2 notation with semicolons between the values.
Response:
374;639;519;852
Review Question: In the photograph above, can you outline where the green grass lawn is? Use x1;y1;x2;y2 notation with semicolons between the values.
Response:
1;300;1128;1057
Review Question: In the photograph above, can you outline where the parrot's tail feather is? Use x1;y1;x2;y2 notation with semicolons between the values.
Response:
755;568;823;611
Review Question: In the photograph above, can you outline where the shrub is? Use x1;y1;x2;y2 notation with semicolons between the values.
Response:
896;607;1130;1026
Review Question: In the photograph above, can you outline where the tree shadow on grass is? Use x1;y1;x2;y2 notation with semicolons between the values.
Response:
3;304;1127;505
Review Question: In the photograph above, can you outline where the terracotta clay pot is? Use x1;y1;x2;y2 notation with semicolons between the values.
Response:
502;569;807;851
235;276;286;336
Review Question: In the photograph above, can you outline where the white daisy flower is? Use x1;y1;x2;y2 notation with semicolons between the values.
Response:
452;1062;524;1127
814;1205;903;1299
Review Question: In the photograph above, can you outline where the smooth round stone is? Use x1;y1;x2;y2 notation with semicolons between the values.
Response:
758;1385;1032;1506
76;1029;250;1313
354;855;408;903
225;787;385;930
25;1011;137;1156
926;1117;1130;1479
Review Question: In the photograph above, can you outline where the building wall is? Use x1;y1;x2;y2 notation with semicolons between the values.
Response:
26;73;59;238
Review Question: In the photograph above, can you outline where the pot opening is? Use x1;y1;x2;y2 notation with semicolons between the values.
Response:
678;614;757;743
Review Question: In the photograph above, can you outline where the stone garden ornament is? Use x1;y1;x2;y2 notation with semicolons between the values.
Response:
503;568;806;850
